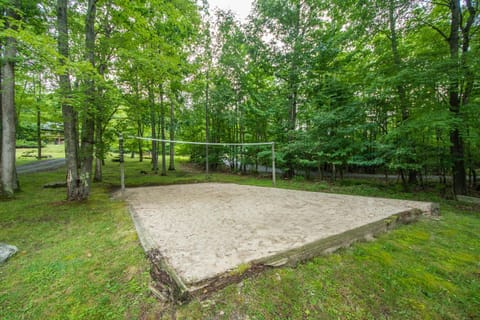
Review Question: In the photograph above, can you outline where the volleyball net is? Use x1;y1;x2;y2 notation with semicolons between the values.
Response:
118;135;276;191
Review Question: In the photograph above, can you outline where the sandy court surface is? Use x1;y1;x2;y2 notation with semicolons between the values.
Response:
122;183;435;285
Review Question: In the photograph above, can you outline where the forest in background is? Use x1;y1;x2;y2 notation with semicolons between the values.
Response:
0;0;479;199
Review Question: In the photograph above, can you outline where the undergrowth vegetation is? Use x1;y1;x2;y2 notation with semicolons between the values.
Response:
1;157;479;319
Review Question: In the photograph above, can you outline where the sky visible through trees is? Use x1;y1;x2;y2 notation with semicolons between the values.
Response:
0;0;478;199
208;0;253;21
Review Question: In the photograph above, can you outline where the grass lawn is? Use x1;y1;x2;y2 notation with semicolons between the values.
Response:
16;144;65;166
1;157;479;319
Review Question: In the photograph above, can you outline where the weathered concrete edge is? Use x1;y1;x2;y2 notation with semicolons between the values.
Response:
125;204;190;302
148;249;189;302
127;205;156;252
150;206;437;303
422;202;440;216
257;208;424;268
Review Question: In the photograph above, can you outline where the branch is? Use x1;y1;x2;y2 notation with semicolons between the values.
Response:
462;0;477;35
431;0;451;8
425;21;449;41
102;106;120;132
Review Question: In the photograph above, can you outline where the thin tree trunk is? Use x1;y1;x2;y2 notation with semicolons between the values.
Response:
285;1;301;179
94;119;102;182
388;0;417;184
448;0;467;195
160;85;166;176
94;2;114;182
134;71;143;162
34;73;42;160
472;168;477;189
205;69;209;174
169;98;175;171
37;107;41;159
148;83;158;172
137;121;143;162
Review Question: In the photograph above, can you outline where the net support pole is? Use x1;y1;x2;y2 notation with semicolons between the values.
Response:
272;142;276;186
119;134;125;192
206;144;209;177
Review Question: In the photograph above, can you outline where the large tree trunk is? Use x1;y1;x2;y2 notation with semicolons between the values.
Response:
77;0;97;199
57;0;81;200
0;1;20;197
1;6;19;197
0;40;3;184
80;0;97;194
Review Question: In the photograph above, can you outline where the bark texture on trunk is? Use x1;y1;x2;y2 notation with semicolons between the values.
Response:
57;0;81;201
1;6;19;196
78;0;97;198
0;42;2;182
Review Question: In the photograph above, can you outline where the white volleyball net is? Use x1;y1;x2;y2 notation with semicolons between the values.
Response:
118;136;276;190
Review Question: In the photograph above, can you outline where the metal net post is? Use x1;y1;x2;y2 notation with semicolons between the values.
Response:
272;142;276;186
119;134;125;192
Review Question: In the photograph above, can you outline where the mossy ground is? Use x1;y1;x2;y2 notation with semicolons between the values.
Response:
1;153;479;319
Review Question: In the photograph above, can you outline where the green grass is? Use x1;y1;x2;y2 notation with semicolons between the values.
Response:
1;158;479;319
16;144;65;166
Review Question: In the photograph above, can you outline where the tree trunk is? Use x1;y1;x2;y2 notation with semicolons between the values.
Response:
448;0;467;195
388;0;418;184
472;168;477;189
169;98;175;171
134;71;143;162
148;83;158;172
0;40;2;182
160;85;166;176
284;1;301;179
35;73;42;160
94;119;102;182
205;69;210;174
37;106;41;159
57;0;81;201
93;3;114;182
1;34;18;196
78;0;97;198
137;121;144;162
